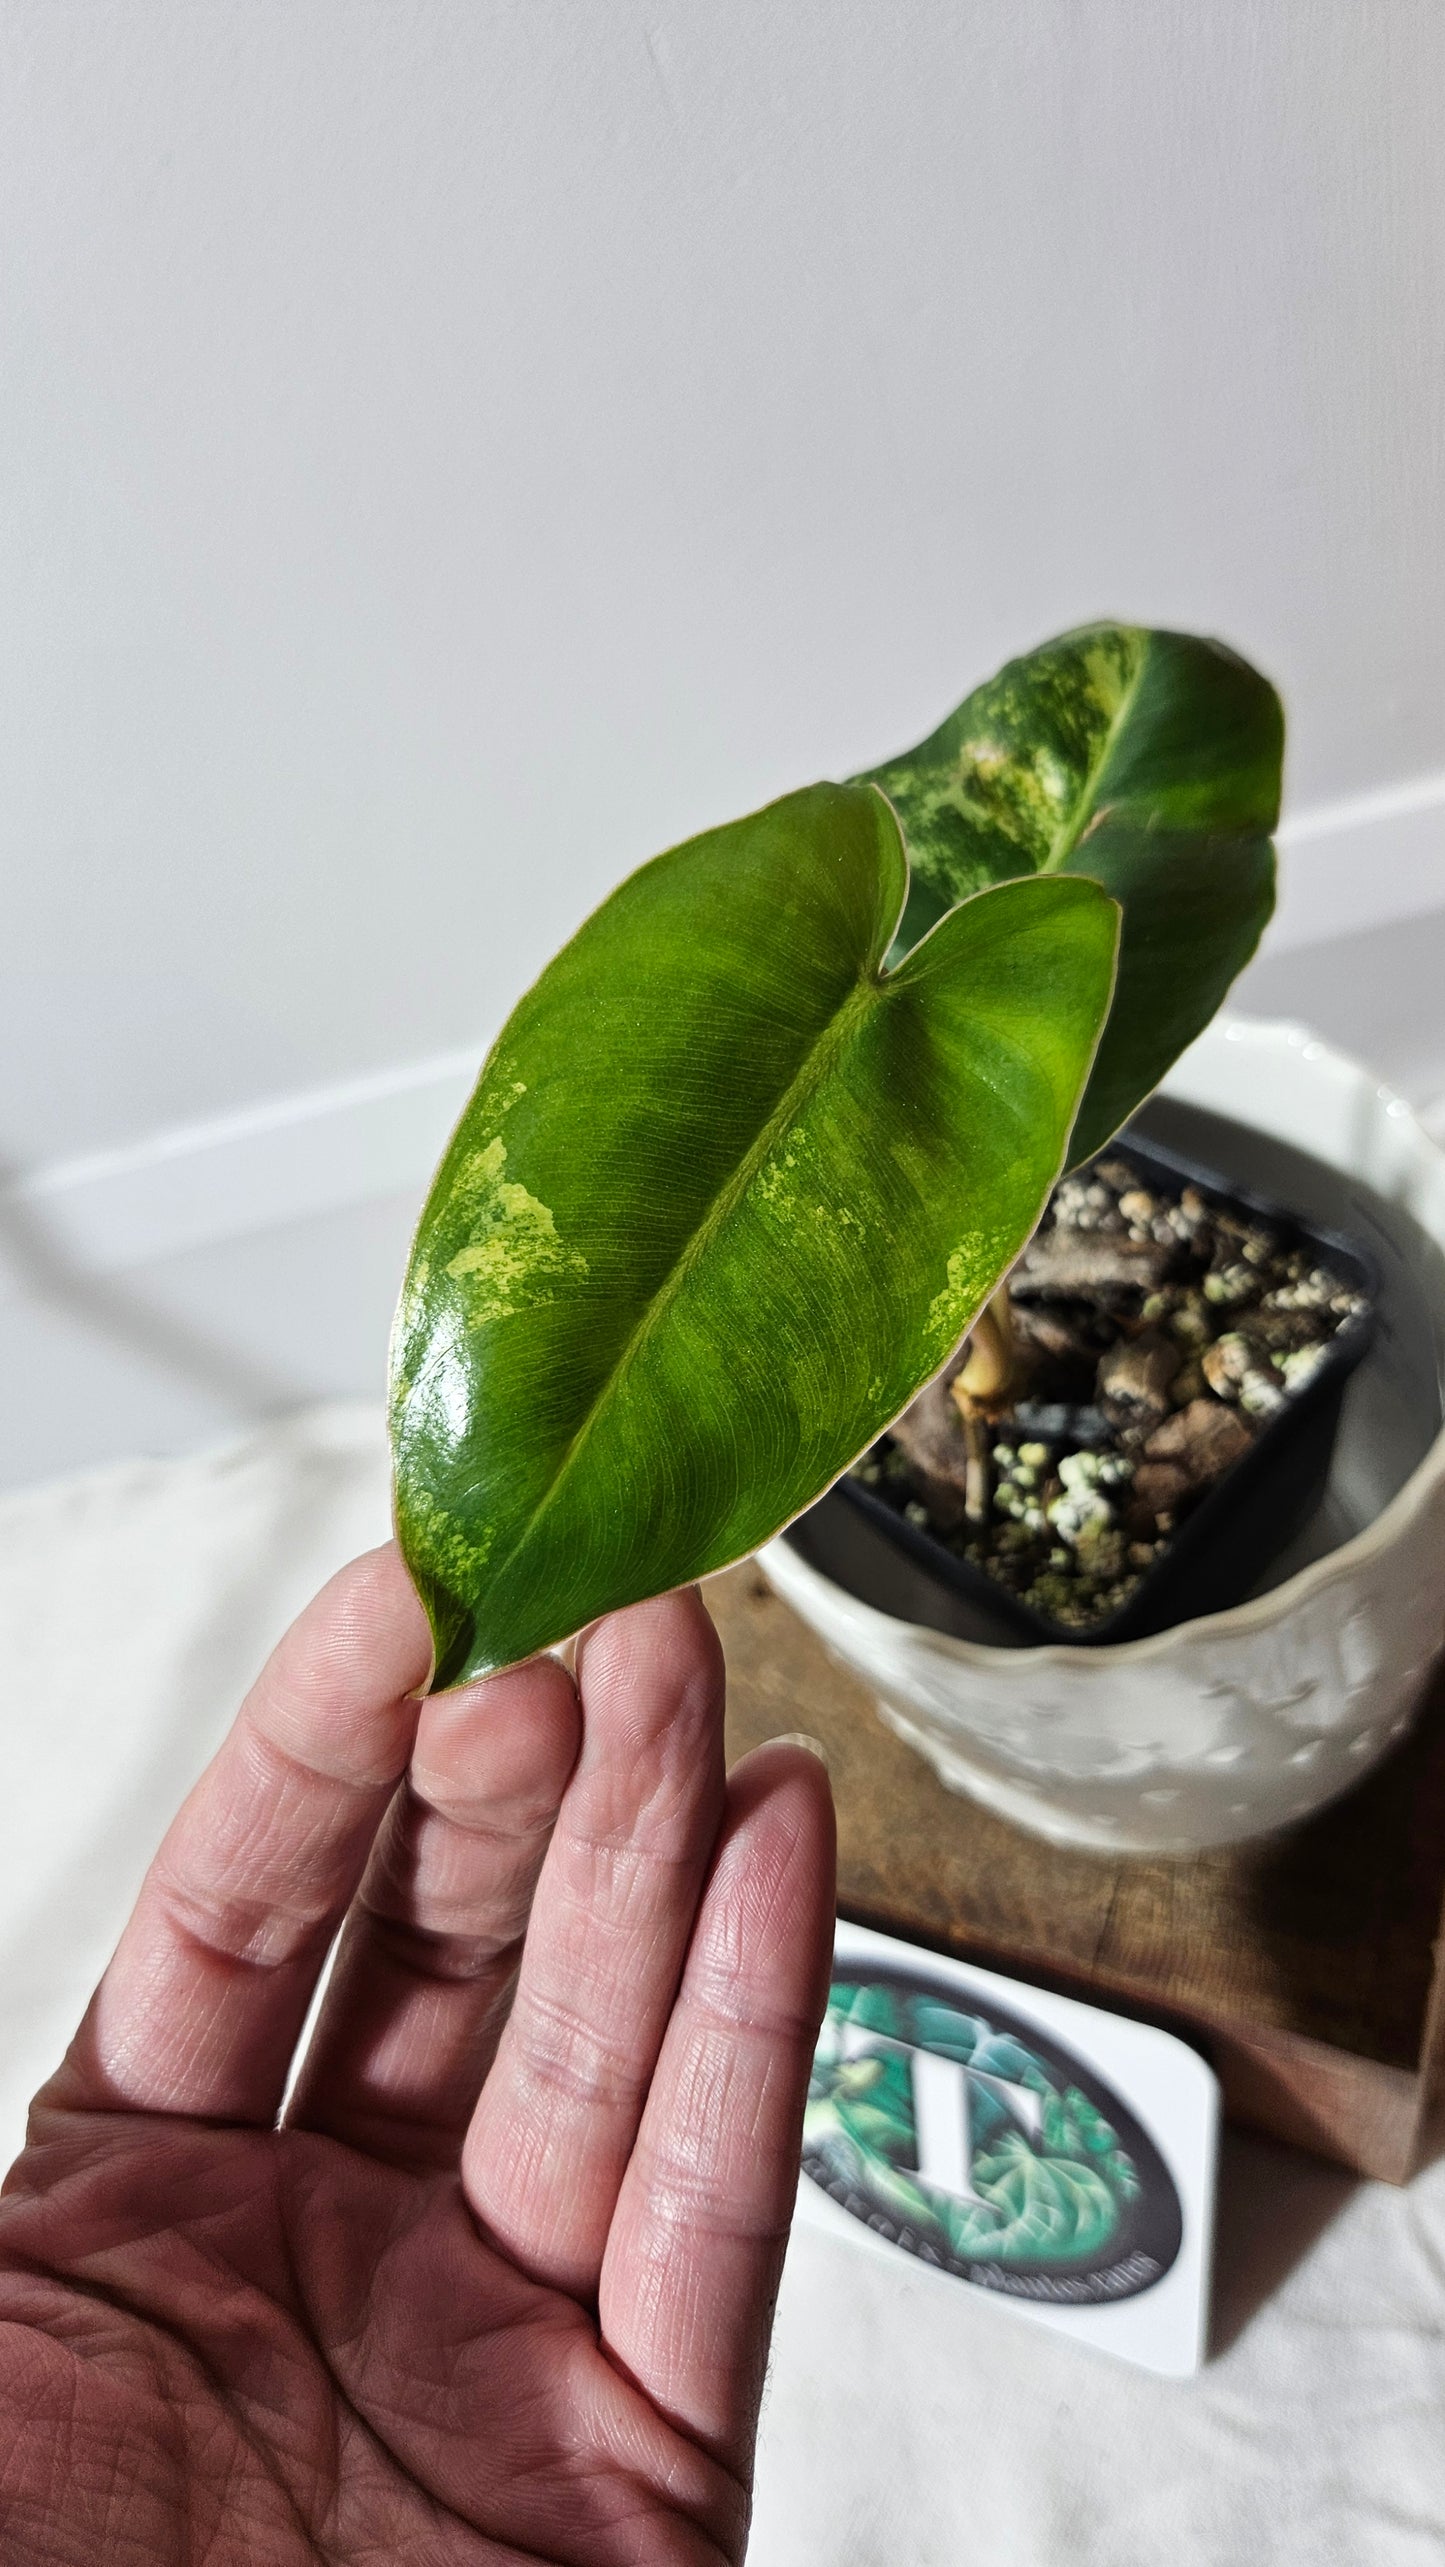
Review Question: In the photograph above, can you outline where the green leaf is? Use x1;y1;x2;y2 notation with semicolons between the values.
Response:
391;782;1118;1684
857;624;1282;1162
1057;821;1275;1162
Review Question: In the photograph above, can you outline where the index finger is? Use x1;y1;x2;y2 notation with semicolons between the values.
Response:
35;1544;432;2129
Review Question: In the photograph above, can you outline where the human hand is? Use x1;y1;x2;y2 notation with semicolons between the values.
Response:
0;1546;834;2564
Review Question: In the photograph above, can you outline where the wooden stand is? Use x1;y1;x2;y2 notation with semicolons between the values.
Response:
710;1563;1445;2183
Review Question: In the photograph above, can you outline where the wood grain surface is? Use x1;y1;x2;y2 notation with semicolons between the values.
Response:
709;1562;1445;2178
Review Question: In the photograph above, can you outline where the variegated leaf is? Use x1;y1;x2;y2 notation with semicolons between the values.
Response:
391;783;1118;1683
858;624;1283;1163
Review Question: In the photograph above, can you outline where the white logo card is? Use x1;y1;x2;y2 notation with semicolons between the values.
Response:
794;1920;1218;2378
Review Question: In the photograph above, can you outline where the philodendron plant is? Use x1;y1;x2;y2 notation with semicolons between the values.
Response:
392;623;1283;1688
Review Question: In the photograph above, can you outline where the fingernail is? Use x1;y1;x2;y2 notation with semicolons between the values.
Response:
771;1730;830;1770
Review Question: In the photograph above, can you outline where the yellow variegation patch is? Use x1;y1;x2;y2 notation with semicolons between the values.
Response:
443;1139;589;1327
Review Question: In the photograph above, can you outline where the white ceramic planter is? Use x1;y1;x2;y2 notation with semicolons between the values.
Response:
759;1018;1445;1856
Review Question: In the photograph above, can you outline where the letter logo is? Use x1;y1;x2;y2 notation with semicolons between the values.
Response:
804;1966;1184;2304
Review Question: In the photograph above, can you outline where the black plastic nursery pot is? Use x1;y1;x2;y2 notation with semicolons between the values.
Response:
786;1124;1379;1650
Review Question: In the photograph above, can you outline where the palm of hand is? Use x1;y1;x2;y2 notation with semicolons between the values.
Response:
0;1553;833;2567
6;2117;735;2564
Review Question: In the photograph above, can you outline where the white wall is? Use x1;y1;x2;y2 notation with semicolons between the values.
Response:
3;0;1444;1483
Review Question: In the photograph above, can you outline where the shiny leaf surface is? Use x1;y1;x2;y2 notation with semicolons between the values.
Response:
392;784;1118;1683
857;624;1282;1162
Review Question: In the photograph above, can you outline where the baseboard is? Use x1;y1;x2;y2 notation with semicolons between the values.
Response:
1272;769;1445;952
3;770;1443;1303
0;1046;480;1302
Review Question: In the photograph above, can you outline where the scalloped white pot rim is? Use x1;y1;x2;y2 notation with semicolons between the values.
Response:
755;1017;1445;1856
762;1406;1445;1674
763;1015;1445;1671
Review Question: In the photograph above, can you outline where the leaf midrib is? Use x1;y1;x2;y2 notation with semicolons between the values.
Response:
474;968;882;1608
1039;631;1149;875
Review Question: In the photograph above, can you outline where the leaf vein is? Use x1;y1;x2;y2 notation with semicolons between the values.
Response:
470;971;881;1621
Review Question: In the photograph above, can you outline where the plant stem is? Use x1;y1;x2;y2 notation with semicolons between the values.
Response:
946;1383;993;1524
944;1281;1022;1526
957;1281;1017;1404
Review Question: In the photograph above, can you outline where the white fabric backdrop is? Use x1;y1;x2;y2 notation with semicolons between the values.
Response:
1;1406;1442;2563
